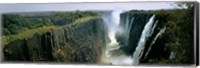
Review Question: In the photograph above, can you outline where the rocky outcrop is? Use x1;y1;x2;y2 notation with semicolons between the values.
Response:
3;18;108;63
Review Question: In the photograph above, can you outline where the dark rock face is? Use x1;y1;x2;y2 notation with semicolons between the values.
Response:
118;12;153;55
3;18;107;63
117;11;168;63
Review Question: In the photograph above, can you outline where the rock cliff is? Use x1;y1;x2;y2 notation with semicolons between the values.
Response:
3;17;108;63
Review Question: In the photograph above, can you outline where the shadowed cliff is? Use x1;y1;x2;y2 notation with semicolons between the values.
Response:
117;8;194;64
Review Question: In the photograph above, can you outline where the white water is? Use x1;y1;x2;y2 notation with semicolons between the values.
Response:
150;20;158;35
124;15;130;46
132;15;156;65
143;27;166;59
125;15;135;46
101;9;134;65
101;11;165;65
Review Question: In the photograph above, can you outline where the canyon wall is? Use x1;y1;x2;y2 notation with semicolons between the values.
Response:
118;12;153;54
3;18;108;63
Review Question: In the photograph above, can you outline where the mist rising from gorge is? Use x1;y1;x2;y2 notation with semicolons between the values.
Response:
100;9;135;65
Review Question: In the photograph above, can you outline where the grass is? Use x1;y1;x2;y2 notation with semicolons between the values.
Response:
74;16;100;24
2;26;61;47
2;16;101;48
61;16;101;29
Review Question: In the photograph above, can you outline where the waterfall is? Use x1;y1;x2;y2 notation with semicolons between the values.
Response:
132;15;156;65
101;11;165;65
150;20;158;35
143;27;166;59
101;9;134;65
125;15;135;46
108;9;123;46
124;15;130;46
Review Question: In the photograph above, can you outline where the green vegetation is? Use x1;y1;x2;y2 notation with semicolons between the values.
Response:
74;16;100;24
164;3;194;64
146;2;194;64
2;11;100;48
3;11;99;36
3;14;53;36
61;16;101;29
2;26;60;47
51;11;98;26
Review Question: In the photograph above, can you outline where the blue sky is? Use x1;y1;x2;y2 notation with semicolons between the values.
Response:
0;2;179;13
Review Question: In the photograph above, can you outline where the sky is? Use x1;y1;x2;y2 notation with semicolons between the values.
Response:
0;2;179;13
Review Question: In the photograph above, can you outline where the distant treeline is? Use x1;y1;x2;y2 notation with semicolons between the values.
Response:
2;11;98;36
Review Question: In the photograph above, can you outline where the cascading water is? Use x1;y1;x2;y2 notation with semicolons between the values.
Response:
101;9;134;65
101;10;165;65
124;15;135;46
143;27;166;59
132;15;157;65
124;15;130;46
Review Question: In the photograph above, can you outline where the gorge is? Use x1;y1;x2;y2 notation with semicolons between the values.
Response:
100;10;167;65
2;8;194;65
